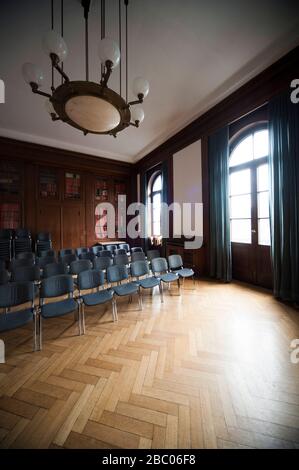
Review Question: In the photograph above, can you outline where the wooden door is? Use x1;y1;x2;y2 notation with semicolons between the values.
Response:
62;204;85;249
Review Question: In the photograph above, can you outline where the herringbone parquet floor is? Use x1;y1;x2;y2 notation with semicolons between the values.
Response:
0;279;299;449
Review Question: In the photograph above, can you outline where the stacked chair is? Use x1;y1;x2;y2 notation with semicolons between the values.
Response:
36;232;52;257
13;228;32;257
0;229;13;262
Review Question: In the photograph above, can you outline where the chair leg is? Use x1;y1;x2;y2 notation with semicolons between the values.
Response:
39;315;42;351
33;311;38;351
80;303;86;335
159;282;164;303
138;288;143;310
177;277;181;295
113;297;118;322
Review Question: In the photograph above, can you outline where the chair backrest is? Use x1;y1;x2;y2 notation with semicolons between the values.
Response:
131;252;146;262
40;249;56;258
93;256;113;271
99;250;113;258
0;260;5;270
151;257;168;274
36;256;58;269
16;251;35;260
15;228;31;238
119;243;130;252
0;281;35;308
105;245;116;253
131;247;143;253
115;248;126;256
168;254;183;270
90;245;103;255
43;262;68;278
12;265;40;282
0;229;13;239
107;264;129;283
40;274;74;299
10;258;35;270
36;232;51;241
70;259;92;275
13;237;32;255
59;253;77;266
76;247;89;256
0;269;10;285
78;269;105;290
147;249;160;261
79;252;95;261
113;254;129;266
130;260;150;278
59;248;74;257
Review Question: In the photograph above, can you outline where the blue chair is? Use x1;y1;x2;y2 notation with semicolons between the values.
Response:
79;252;95;262
76;247;89;257
168;254;195;286
0;260;6;270
114;248;126;256
36;232;52;256
107;265;141;311
146;249;160;262
90;245;103;256
151;257;180;295
16;251;35;260
69;259;92;276
113;254;129;266
40;249;56;258
43;262;68;279
93;256;113;272
36;256;57;270
131;252;146;262
10;257;35;270
131;247;143;253
99;250;113;259
78;269;116;328
0;269;10;285
59;248;74;257
119;243;130;253
105;245;116;255
11;265;40;297
59;253;77;266
39;274;82;349
0;281;38;350
130;260;163;304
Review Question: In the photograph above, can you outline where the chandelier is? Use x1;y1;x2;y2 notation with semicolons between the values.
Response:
22;0;149;137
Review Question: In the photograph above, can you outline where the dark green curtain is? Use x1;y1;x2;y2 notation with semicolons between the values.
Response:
161;160;169;257
209;126;232;282
269;91;299;303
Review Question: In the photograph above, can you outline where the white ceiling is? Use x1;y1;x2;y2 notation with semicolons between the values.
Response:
0;0;298;163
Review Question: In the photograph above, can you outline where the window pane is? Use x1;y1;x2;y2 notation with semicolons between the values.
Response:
153;221;161;236
257;164;269;191
153;193;161;206
229;135;253;167
258;191;269;218
258;218;270;246
152;175;162;192
230;194;251;218
254;130;269;159
229;169;251;195
231;219;251;243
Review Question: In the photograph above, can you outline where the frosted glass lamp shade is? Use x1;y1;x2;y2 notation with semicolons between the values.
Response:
42;31;68;62
98;38;120;68
22;63;44;86
45;99;55;115
131;106;144;124
132;77;149;98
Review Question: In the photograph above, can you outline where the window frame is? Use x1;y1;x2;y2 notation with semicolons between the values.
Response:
147;171;163;238
229;123;270;246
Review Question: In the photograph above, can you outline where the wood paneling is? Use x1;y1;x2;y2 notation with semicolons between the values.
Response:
36;203;62;252
62;204;85;249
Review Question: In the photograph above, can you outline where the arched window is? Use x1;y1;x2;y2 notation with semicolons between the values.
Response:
229;126;270;245
148;171;162;238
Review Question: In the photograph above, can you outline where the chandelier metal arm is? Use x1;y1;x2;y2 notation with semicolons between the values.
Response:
50;53;70;83
100;60;113;87
129;120;140;128
127;95;144;107
30;82;52;99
